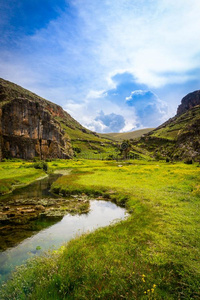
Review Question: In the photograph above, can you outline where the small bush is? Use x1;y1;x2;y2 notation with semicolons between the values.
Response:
33;161;48;172
116;195;129;206
73;147;81;153
33;157;40;162
184;158;193;164
107;154;115;160
45;158;52;162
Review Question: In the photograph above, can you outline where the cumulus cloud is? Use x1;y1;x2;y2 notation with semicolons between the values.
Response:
94;111;125;133
64;72;169;132
126;90;168;127
64;96;136;133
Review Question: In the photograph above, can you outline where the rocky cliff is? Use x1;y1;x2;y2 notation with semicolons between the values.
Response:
177;90;200;115
0;78;74;160
0;79;116;161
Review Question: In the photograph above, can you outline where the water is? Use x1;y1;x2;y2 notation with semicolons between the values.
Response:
0;173;61;200
0;175;128;284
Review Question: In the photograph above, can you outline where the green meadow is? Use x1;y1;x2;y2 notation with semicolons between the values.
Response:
0;159;200;299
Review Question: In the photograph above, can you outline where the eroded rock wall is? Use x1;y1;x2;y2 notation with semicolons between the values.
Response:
0;98;73;160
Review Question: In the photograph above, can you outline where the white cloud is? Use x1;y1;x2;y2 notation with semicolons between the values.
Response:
71;0;200;88
64;91;138;133
2;0;200;94
126;90;169;127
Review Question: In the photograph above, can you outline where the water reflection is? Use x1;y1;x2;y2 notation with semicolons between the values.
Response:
0;174;62;251
0;200;128;284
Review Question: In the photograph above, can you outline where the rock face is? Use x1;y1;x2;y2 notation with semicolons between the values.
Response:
0;79;73;160
177;90;200;115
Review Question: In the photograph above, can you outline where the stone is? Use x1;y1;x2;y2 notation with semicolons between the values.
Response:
35;205;45;211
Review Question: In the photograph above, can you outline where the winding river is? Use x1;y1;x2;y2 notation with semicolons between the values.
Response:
0;174;128;285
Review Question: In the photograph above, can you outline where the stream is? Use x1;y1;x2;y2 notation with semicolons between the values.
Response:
0;174;128;285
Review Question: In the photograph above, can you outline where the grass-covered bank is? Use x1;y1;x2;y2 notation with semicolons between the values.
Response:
1;159;200;299
0;161;47;195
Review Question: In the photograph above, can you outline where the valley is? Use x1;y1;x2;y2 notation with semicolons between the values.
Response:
0;79;200;299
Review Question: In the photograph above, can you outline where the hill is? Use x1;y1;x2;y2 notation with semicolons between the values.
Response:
0;78;115;160
135;91;200;161
100;128;154;141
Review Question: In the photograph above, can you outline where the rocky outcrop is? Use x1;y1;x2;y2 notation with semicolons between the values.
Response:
137;91;200;161
0;79;74;160
1;98;73;159
177;90;200;115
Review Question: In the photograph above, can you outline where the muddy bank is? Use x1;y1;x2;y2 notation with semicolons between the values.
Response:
0;195;90;225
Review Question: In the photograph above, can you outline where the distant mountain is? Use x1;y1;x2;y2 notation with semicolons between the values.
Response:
0;78;114;160
135;91;200;161
100;128;154;141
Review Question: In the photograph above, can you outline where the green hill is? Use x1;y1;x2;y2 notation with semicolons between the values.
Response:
135;92;200;161
100;128;154;141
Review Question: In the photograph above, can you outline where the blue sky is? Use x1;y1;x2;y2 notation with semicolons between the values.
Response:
1;0;200;132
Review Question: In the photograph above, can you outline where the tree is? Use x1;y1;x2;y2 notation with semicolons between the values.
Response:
120;140;131;159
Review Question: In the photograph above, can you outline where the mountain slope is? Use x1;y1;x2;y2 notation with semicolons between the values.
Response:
100;128;154;141
0;78;114;160
135;91;200;161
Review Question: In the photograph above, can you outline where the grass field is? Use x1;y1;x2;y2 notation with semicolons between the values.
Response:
0;159;200;299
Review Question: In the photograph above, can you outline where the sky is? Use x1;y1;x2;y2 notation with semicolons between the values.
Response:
1;0;200;133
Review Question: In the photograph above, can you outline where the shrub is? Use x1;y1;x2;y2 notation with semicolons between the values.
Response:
45;158;52;162
184;158;193;164
33;161;48;172
107;154;115;160
73;147;81;153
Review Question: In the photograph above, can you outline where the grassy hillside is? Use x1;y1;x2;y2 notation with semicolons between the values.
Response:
100;128;154;141
1;159;200;299
135;105;200;161
150;105;200;140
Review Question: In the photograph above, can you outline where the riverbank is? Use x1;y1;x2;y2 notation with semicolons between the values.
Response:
0;159;200;299
0;161;46;195
0;170;91;252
